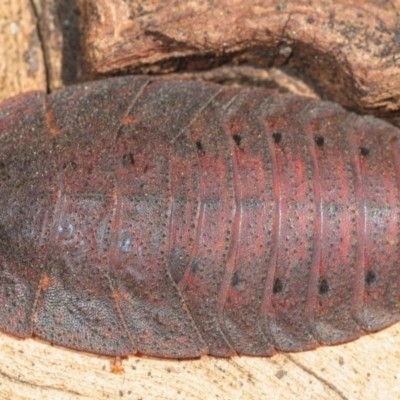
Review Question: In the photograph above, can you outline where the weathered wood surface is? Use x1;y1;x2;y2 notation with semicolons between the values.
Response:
0;326;399;399
0;0;46;102
0;0;82;99
79;0;400;125
0;1;399;399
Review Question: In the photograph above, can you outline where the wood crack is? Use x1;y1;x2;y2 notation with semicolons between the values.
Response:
0;367;82;397
285;355;348;400
28;0;50;94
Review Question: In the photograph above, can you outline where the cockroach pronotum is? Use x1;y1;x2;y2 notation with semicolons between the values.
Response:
0;76;399;359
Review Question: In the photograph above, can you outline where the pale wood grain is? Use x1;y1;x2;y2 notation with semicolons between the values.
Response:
0;0;46;102
0;324;399;400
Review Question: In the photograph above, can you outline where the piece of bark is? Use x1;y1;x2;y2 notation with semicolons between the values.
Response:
0;0;46;102
147;64;319;99
79;0;400;124
36;0;83;91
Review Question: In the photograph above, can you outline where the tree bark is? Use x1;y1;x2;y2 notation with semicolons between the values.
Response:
79;0;400;125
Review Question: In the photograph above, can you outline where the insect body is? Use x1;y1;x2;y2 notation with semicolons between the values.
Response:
0;76;399;359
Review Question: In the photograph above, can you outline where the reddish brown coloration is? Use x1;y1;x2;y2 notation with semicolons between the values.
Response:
0;76;399;359
111;357;125;374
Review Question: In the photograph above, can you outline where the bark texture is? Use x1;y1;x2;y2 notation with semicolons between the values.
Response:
2;77;399;361
79;0;400;124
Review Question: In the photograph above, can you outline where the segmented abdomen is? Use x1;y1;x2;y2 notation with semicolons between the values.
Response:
0;76;399;359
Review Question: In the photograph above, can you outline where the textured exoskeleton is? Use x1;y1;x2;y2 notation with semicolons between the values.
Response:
0;76;399;358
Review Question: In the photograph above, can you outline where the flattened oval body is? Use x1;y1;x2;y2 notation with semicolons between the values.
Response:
0;76;399;359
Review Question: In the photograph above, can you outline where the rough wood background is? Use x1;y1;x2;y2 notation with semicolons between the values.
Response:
79;0;400;125
0;1;399;399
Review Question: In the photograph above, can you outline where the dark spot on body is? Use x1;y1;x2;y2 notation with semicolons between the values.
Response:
315;135;324;147
231;271;240;287
122;152;134;167
273;278;283;294
360;147;370;156
306;16;315;24
70;161;78;170
0;161;10;180
272;132;282;144
318;278;329;295
232;134;242;147
191;261;200;274
196;141;205;154
366;270;377;286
